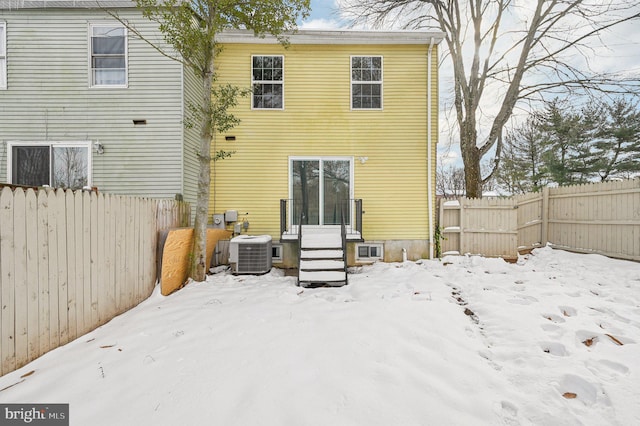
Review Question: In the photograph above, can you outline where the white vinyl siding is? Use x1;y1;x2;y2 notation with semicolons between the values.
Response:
252;55;284;109
351;55;383;110
89;23;127;88
0;22;6;89
181;63;203;219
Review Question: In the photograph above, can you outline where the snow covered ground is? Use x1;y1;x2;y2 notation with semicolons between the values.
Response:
1;247;639;426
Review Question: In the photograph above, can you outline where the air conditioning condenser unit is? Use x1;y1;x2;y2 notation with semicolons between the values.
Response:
229;235;272;275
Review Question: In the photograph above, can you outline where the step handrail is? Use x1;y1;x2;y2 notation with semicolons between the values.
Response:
297;209;303;286
340;206;348;285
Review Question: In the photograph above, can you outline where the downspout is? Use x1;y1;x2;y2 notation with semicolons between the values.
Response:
427;37;435;260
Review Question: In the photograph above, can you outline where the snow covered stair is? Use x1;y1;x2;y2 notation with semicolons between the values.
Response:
298;228;348;287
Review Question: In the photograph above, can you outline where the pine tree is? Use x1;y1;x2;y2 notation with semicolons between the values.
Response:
538;100;593;186
496;117;547;194
592;98;640;180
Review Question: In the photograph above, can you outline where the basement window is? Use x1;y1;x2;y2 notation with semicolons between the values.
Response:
356;243;383;261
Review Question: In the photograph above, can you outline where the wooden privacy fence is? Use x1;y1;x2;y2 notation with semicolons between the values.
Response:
440;197;518;259
0;187;190;376
439;179;640;261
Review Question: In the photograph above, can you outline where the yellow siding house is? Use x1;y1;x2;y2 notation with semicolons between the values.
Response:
212;29;443;268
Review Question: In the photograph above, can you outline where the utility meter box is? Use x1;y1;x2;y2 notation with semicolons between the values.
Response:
212;214;225;229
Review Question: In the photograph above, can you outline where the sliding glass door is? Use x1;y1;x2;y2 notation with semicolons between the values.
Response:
291;157;352;226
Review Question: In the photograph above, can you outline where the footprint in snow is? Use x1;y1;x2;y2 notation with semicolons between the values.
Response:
559;306;577;317
540;341;569;357
542;313;566;324
585;359;630;381
495;400;519;426
557;374;607;407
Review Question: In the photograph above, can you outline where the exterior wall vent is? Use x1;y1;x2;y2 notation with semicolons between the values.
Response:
271;243;283;263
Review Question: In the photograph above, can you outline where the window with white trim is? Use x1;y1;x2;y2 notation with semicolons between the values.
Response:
8;142;91;189
351;56;382;109
252;55;283;109
90;24;127;87
0;22;6;89
356;243;384;261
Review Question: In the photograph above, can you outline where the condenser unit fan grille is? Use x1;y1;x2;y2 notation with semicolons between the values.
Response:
234;240;272;274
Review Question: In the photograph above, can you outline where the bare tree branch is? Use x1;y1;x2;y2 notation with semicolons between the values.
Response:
340;0;640;197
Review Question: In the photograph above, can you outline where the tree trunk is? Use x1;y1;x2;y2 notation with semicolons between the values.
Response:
460;126;482;198
191;67;214;282
462;146;482;198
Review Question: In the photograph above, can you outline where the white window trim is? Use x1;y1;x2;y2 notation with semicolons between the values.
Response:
89;22;128;89
251;54;284;110
350;55;383;111
356;243;384;261
7;141;93;188
0;21;6;90
288;156;355;229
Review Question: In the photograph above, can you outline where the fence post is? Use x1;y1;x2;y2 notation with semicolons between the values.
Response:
458;197;465;255
541;186;550;246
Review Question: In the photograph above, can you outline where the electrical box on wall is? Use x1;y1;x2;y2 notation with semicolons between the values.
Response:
212;214;225;229
233;223;242;234
225;210;238;223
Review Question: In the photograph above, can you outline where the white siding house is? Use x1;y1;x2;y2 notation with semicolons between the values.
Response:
0;0;201;209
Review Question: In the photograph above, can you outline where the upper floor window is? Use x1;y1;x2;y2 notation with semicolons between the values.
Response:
8;142;91;189
351;56;383;110
90;24;127;87
0;22;6;89
252;55;283;109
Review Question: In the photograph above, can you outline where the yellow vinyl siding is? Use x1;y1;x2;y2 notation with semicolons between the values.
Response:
212;41;438;242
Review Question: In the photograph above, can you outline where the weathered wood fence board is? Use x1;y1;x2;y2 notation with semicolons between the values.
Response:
0;188;189;376
544;180;640;261
439;179;640;261
440;197;518;259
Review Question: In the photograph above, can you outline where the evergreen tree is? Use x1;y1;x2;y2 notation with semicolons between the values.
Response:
592;98;640;180
496;117;547;194
538;100;593;186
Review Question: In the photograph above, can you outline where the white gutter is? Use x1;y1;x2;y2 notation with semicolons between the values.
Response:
427;37;435;260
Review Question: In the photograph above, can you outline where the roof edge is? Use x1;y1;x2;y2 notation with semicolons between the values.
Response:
217;29;445;45
0;0;136;10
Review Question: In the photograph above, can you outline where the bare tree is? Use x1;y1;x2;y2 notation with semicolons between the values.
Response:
436;162;465;197
341;0;640;197
53;147;88;190
437;159;496;196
